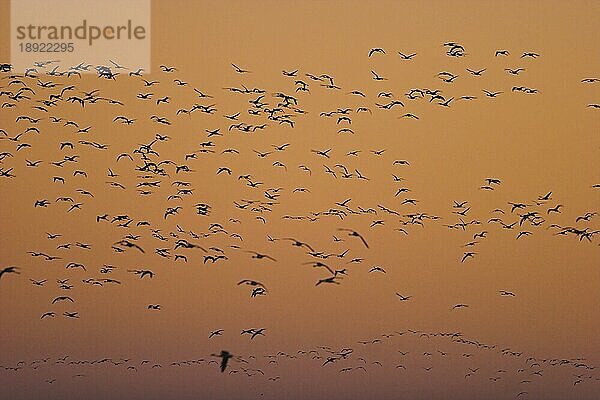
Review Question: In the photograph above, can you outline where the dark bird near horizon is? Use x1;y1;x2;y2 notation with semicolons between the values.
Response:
212;350;233;372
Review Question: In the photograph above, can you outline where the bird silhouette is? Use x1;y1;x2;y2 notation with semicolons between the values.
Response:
212;350;233;372
0;266;20;281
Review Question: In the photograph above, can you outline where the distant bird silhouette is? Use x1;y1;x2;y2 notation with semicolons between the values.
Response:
231;63;250;74
338;228;369;248
0;266;20;281
368;48;386;57
398;51;417;60
209;329;224;339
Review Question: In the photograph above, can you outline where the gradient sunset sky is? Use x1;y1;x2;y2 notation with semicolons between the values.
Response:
0;1;599;399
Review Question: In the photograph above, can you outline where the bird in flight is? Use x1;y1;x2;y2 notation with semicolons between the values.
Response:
461;252;476;262
398;51;417;60
245;251;276;262
52;296;74;304
0;266;20;281
212;350;233;372
466;68;486;76
371;70;387;81
368;48;386;57
127;269;155;279
316;276;340;286
505;68;525;75
338;228;369;248
231;63;250;74
209;329;224;339
396;293;412;301
237;279;266;289
483;90;503;98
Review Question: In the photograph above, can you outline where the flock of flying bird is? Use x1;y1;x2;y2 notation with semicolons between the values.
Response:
0;40;598;398
1;327;598;397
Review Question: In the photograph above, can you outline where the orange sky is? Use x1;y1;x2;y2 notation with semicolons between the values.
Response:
0;1;599;399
